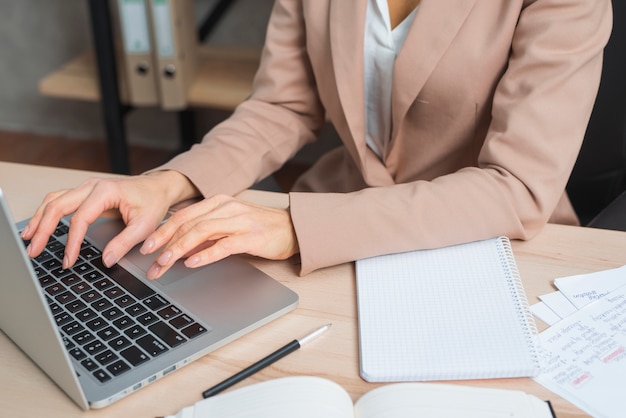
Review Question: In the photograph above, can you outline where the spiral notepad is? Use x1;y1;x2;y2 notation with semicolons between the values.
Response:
355;236;541;382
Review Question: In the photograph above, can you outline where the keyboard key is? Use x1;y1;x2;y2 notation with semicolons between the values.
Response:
93;278;114;292
53;249;65;260
38;275;56;287
92;369;111;383
97;327;120;341
120;346;149;366
61;274;82;286
137;335;168;357
45;239;64;253
73;262;93;275
65;300;87;313
106;360;131;376
62;321;85;336
108;336;132;351
115;295;136;308
102;307;124;320
75;308;98;322
34;251;54;264
83;270;104;282
51;266;72;279
95;350;118;366
136;312;159;326
73;330;95;345
125;303;147;317
81;358;98;371
48;302;62;315
86;318;107;332
54;224;69;236
84;340;107;355
42;258;62;271
92;298;113;312
181;323;209;339
124;325;147;339
143;295;168;310
92;257;155;300
149;322;185;347
81;290;101;303
45;283;65;296
54;312;72;327
169;314;193;329
33;266;45;278
54;291;76;305
103;286;124;299
112;315;134;330
80;246;101;261
157;305;181;320
69;347;87;361
70;282;91;294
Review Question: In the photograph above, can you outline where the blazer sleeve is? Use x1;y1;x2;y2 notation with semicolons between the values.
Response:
291;0;613;275
153;0;324;197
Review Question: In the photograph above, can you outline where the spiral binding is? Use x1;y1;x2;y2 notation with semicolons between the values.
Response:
497;236;543;373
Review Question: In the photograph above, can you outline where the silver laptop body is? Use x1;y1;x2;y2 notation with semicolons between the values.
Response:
0;188;298;409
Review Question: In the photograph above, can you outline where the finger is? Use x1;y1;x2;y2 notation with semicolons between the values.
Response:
21;189;66;240
145;217;238;279
140;195;229;255
101;219;160;268
59;181;123;267
184;236;244;268
26;184;95;259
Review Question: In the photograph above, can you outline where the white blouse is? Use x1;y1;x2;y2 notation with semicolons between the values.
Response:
364;0;418;158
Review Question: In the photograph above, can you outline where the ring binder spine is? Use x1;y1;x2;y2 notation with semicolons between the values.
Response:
497;236;542;374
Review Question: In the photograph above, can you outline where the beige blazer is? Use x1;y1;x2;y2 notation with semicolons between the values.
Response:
160;0;612;274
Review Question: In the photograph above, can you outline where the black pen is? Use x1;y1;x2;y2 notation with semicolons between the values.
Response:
202;323;332;398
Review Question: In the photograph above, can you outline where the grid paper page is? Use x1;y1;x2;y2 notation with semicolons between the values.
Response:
356;237;540;382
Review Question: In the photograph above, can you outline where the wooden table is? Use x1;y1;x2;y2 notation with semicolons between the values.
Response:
2;161;620;417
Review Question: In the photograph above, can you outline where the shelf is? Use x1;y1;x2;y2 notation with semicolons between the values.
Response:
39;45;261;111
188;46;261;109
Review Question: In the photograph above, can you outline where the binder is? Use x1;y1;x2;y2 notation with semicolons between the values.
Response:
112;0;159;105
147;0;198;110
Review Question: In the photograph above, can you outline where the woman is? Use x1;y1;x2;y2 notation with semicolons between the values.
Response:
22;0;612;277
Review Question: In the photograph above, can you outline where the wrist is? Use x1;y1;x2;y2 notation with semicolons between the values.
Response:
144;170;200;205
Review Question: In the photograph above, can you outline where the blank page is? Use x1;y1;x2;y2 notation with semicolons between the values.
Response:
356;236;541;382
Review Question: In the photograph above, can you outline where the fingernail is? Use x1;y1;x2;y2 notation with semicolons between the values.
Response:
186;256;200;268
157;251;172;266
21;225;30;238
147;264;160;279
25;243;32;257
140;239;154;254
103;252;118;267
63;255;70;269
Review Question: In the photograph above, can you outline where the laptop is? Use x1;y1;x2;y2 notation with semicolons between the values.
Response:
0;187;298;409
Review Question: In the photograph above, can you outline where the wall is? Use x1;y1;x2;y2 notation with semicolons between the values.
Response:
0;0;339;162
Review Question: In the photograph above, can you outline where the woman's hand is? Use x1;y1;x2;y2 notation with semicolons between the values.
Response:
21;170;198;269
140;194;299;280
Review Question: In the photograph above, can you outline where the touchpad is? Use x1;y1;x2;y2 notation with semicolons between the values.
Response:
123;247;191;286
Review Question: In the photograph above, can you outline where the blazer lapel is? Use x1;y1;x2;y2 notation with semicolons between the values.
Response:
328;0;478;185
330;1;398;185
329;1;368;173
390;0;478;142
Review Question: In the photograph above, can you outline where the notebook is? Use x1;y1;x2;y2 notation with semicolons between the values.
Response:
355;236;541;382
0;187;298;409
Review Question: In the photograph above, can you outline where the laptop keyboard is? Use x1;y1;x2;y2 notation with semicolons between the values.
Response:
23;222;209;384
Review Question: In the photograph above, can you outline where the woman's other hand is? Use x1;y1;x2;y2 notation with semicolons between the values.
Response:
140;194;299;279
